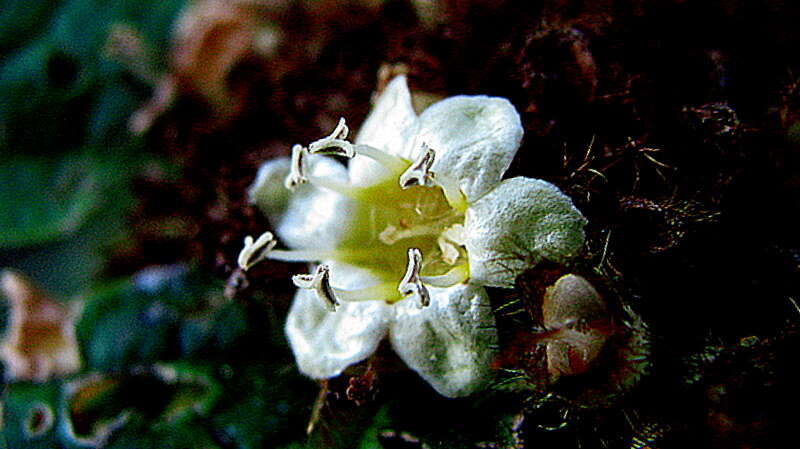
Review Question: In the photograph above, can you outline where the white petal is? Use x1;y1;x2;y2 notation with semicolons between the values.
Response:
351;75;419;186
251;155;352;250
413;94;523;202
247;157;292;224
465;177;587;288
285;262;392;379
389;283;498;397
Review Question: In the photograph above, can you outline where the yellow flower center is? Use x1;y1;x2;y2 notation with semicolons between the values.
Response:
250;119;473;308
335;164;467;303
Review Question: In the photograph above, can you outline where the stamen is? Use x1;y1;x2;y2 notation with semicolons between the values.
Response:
436;175;468;212
421;264;470;288
309;118;355;158
442;223;466;244
333;283;400;304
307;118;408;173
293;264;339;311
237;231;277;271
268;247;386;263
437;223;467;264
398;144;468;210
292;265;401;307
285;144;309;190
352;144;409;173
398;248;431;308
267;248;335;263
399;144;436;189
438;236;460;265
378;223;441;245
305;174;358;197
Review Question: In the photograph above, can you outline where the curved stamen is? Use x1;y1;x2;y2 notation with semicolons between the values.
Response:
333;283;400;304
305;174;358;197
309;118;355;158
420;264;470;288
437;223;467;264
436;174;468;212
293;264;401;308
285;144;309;190
378;223;442;245
438;236;460;265
398;248;430;308
308;118;409;176
268;246;399;263
293;264;339;311
237;231;277;271
352;144;409;173
399;144;435;189
398;144;468;211
267;248;335;262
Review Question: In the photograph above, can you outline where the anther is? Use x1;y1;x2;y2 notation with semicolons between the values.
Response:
437;223;466;265
293;264;339;311
285;144;309;190
308;117;355;158
399;144;436;189
398;248;430;308
237;231;277;271
438;237;460;265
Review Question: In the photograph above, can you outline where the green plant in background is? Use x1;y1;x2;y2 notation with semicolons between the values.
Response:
1;262;317;448
0;0;184;294
0;0;306;447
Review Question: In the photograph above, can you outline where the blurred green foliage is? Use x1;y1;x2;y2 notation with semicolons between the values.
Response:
2;264;318;448
0;0;184;294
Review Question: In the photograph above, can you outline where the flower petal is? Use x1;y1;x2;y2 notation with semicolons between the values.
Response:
285;262;393;379
465;177;587;288
249;155;352;250
413;94;523;201
351;75;419;186
389;284;498;397
248;157;292;223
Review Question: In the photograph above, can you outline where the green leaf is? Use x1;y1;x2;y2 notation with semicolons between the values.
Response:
78;267;245;370
0;0;62;55
0;154;101;248
3;381;64;449
0;0;187;155
358;406;391;449
59;375;130;449
78;278;181;371
211;363;313;449
105;416;222;449
0;151;132;295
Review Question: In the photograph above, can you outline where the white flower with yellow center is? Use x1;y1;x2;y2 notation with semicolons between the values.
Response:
246;76;587;397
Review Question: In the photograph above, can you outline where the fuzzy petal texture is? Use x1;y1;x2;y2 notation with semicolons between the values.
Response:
465;177;587;288
414;95;523;202
351;75;419;186
285;262;392;378
389;283;498;397
250;155;352;250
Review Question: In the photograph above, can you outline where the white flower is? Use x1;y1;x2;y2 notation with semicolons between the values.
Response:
247;76;587;397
